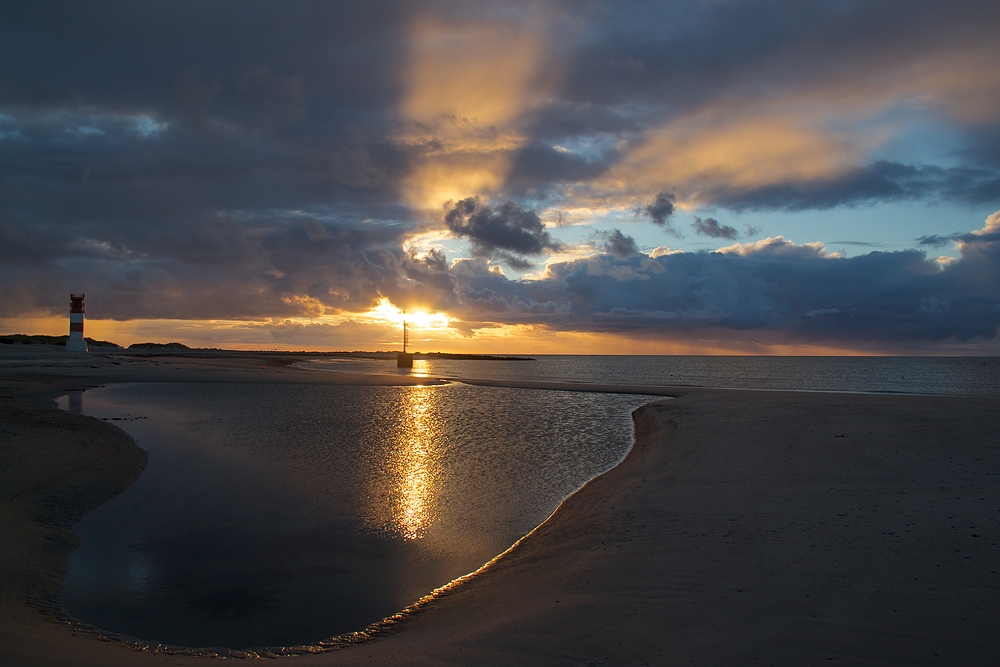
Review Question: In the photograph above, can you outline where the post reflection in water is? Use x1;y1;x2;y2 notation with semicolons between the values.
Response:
384;386;442;540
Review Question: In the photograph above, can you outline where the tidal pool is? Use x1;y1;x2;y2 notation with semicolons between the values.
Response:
60;381;653;650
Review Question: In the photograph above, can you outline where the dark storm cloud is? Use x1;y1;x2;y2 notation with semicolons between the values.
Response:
519;101;642;142
917;227;1000;249
692;217;739;239
596;229;639;258
0;2;413;213
439;218;1000;345
444;197;562;268
710;161;1000;212
0;1;423;323
558;1;1000;117
961;126;1000;170
0;211;445;320
0;1;411;111
504;143;614;195
636;191;681;235
642;191;675;224
917;235;955;248
171;66;223;130
829;240;885;247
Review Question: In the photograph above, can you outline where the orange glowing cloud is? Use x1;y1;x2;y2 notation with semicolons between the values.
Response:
395;15;557;215
597;108;862;209
575;39;1000;213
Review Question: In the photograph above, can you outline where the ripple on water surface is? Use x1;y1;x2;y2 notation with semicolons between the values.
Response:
61;382;654;650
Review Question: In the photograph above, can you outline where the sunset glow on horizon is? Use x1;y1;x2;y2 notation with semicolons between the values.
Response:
2;3;1000;355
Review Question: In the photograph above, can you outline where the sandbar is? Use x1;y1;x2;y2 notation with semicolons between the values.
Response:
1;346;998;665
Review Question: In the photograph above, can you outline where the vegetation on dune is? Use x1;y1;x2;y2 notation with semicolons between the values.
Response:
0;334;121;348
126;342;190;350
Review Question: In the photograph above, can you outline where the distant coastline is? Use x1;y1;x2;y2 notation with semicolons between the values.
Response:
0;334;534;360
315;351;535;361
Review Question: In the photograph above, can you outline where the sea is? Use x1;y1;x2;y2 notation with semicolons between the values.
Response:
58;356;999;652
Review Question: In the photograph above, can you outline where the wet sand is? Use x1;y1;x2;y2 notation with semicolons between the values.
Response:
2;347;998;665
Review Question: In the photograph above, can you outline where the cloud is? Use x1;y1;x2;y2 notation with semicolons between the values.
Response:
3;194;1000;350
596;229;639;258
557;2;1000;212
692;216;739;239
642;191;675;224
5;1;1000;225
710;161;1000;212
610;114;859;211
917;213;1000;248
3;3;1000;352
238;66;308;121
393;15;556;211
917;234;956;248
0;211;444;321
427;212;1000;346
444;197;562;268
503;143;613;195
329;145;390;189
171;66;222;130
716;236;833;259
633;191;683;236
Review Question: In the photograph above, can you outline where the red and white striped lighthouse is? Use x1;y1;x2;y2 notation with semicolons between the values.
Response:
66;294;88;352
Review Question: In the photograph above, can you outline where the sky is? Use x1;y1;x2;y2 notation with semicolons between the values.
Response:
2;0;1000;354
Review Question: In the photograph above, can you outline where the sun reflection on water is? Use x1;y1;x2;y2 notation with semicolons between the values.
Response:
387;386;441;540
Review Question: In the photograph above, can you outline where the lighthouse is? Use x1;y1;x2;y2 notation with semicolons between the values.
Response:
66;294;88;352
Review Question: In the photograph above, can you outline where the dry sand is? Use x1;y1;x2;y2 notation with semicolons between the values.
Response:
1;347;998;665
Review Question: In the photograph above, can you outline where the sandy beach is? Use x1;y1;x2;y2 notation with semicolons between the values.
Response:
2;347;998;665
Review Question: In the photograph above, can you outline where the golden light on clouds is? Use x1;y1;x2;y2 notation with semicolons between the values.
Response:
604;110;861;208
528;243;614;280
716;236;836;257
914;51;1000;123
399;21;543;142
401;228;454;255
581;40;1000;213
395;15;554;214
400;155;510;214
833;45;1000;125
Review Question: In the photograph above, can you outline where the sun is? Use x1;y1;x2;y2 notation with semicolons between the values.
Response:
365;298;451;329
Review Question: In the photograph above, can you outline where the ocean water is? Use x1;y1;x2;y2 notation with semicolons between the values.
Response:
60;381;655;650
299;355;1000;395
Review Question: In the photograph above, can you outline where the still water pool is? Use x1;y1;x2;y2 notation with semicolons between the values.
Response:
60;382;654;650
